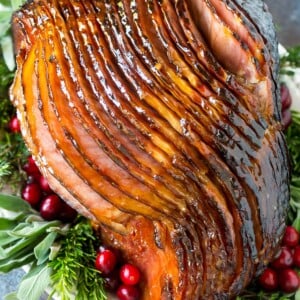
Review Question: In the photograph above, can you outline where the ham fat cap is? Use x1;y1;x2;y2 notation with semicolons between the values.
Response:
10;0;289;299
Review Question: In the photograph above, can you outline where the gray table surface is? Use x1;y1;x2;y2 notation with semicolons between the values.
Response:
1;1;300;300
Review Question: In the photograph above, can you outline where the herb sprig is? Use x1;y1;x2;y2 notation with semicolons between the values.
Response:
280;46;300;76
0;0;29;189
286;111;300;230
0;52;29;189
0;194;64;300
49;217;107;300
0;194;107;300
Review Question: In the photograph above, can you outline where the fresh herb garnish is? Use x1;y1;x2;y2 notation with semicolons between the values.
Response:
49;217;107;300
0;194;65;300
0;0;26;71
280;46;300;76
0;0;29;189
0;0;28;189
0;194;107;300
285;111;300;230
0;52;14;126
0;128;29;190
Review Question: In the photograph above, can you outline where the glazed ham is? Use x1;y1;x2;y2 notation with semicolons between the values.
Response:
10;0;289;298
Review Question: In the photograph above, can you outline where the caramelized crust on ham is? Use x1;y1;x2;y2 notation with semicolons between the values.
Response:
10;0;289;299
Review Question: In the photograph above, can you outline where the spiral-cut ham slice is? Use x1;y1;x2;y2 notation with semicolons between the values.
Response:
10;0;289;298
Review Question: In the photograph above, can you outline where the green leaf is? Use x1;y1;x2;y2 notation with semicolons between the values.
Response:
0;251;34;273
11;220;61;237
34;231;57;265
1;35;15;70
0;234;42;260
4;292;18;300
0;231;18;247
0;217;17;230
0;194;31;213
17;263;52;300
293;209;300;232
11;0;25;10
0;10;12;23
48;243;61;261
0;1;11;7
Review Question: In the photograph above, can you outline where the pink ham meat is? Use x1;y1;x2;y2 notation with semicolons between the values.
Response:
10;0;289;299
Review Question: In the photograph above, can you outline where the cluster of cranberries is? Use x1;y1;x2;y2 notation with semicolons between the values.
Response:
95;246;141;300
258;226;300;294
21;155;78;222
8;116;78;222
22;157;142;300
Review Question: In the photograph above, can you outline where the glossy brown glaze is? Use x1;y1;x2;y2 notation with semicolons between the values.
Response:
10;0;289;299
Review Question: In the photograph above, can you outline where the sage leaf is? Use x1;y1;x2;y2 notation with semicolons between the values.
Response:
0;231;17;246
0;217;17;230
0;10;11;24
34;231;57;265
11;220;61;237
0;194;31;213
4;292;18;300
0;235;42;259
0;251;34;272
48;243;61;261
10;0;24;10
0;1;11;8
17;263;51;300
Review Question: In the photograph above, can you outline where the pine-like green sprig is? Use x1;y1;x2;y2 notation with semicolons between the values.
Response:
49;217;107;300
0;51;29;189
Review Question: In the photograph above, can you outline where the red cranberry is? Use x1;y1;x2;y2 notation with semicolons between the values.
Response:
278;268;300;293
258;268;278;292
119;264;141;286
280;83;292;111
282;226;300;248
26;176;37;184
282;109;292;130
39;176;53;194
8;116;21;133
21;183;42;206
116;284;140;300
103;270;121;292
98;245;122;263
39;194;63;221
59;201;78;223
98;245;110;253
271;247;293;269
95;249;117;275
293;245;300;268
23;156;41;178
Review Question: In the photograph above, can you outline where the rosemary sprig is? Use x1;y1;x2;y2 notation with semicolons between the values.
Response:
0;131;29;190
49;217;107;300
0;52;29;190
0;53;14;128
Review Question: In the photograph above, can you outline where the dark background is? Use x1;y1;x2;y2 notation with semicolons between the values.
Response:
265;0;300;46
